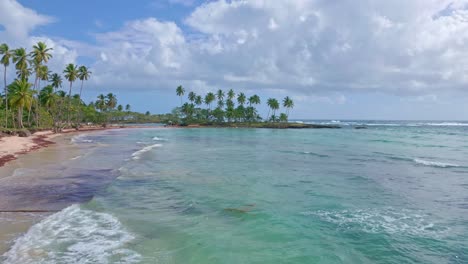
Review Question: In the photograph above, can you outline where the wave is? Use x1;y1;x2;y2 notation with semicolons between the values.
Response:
152;136;168;141
2;205;140;264
302;208;448;237
131;144;162;160
71;134;93;143
413;158;460;168
302;151;330;158
70;155;82;160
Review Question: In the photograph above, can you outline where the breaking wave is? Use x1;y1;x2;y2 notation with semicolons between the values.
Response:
413;159;460;168
2;205;140;264
131;144;162;160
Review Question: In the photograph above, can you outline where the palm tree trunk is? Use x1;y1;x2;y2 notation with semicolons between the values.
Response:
267;109;271;122
4;66;7;128
67;81;73;125
77;80;84;126
18;105;23;128
27;76;38;126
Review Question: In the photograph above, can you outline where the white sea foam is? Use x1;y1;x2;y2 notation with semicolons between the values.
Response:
2;205;140;264
131;144;162;160
70;155;82;160
302;208;447;237
413;158;460;168
152;136;167;141
71;134;93;143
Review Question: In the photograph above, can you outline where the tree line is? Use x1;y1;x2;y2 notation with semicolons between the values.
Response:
174;85;294;124
0;42;150;132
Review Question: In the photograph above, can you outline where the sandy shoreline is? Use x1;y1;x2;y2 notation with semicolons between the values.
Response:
0;126;147;169
0;125;152;256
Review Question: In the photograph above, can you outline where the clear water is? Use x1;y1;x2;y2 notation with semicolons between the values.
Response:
3;123;468;263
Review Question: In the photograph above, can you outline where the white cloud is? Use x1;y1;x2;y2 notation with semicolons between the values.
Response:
3;0;468;104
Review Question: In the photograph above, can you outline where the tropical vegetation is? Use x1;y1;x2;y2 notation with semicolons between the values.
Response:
0;42;156;133
171;85;294;125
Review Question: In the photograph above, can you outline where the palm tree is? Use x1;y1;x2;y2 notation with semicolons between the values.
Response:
95;94;106;112
8;79;33;128
188;91;196;103
50;73;62;91
267;98;279;122
63;63;78;124
176;85;185;106
227;89;235;100
30;42;53;64
248;95;261;107
282;96;294;120
106;93;117;110
12;48;29;80
216;89;224;101
117;104;123;112
77;66;91;100
0;43;12;127
195;95;202;106
279;113;288;123
237;92;246;106
77;66;91;124
125;104;131;112
204;92;215;111
39;85;55;113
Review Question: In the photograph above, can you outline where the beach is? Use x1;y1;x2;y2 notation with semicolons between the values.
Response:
0;122;467;263
0;126;142;255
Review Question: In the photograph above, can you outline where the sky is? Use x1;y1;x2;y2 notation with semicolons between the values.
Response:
1;0;468;120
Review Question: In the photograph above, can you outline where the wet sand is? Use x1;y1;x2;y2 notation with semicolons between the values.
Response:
0;128;137;255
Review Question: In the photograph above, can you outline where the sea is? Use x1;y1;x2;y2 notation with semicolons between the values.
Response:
1;120;468;263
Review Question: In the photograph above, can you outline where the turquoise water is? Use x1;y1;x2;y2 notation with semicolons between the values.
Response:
3;123;468;263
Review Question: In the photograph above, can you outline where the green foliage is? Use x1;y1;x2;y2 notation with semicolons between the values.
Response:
171;86;294;125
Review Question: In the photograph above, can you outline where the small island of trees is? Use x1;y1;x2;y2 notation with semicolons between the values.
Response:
170;85;305;128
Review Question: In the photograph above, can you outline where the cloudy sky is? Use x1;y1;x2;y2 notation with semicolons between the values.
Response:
1;0;468;120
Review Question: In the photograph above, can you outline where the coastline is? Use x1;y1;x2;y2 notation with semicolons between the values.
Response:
0;125;155;256
0;125;146;169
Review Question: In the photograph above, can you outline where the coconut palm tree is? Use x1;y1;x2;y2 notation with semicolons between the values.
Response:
106;93;117;110
227;89;235;100
176;85;185;106
195;95;202;106
50;73;62;91
204;92;215;111
39;85;55;113
77;66;91;124
95;94;106;112
125;104;131;112
283;96;294;120
30;42;53;64
8;79;33;128
216;89;224;101
12;48;29;80
64;63;78;124
77;66;91;100
0;43;12;127
188;91;196;104
248;95;261;107
267;98;279;122
237;92;246;106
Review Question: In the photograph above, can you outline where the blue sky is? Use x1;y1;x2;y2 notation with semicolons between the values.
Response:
1;0;468;120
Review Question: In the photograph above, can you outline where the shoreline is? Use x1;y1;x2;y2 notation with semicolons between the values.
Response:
0;125;152;255
0;125;147;169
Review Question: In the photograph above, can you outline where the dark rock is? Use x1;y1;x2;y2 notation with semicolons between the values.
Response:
354;126;368;129
18;129;32;137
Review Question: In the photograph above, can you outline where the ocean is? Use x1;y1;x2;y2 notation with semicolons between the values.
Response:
2;121;468;263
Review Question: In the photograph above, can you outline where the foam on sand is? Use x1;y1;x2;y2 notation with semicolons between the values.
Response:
131;144;162;160
2;204;140;264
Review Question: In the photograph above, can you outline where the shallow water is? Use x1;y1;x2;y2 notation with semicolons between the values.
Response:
2;124;468;263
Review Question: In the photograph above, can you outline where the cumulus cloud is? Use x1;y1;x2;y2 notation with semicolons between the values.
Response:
3;0;468;102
